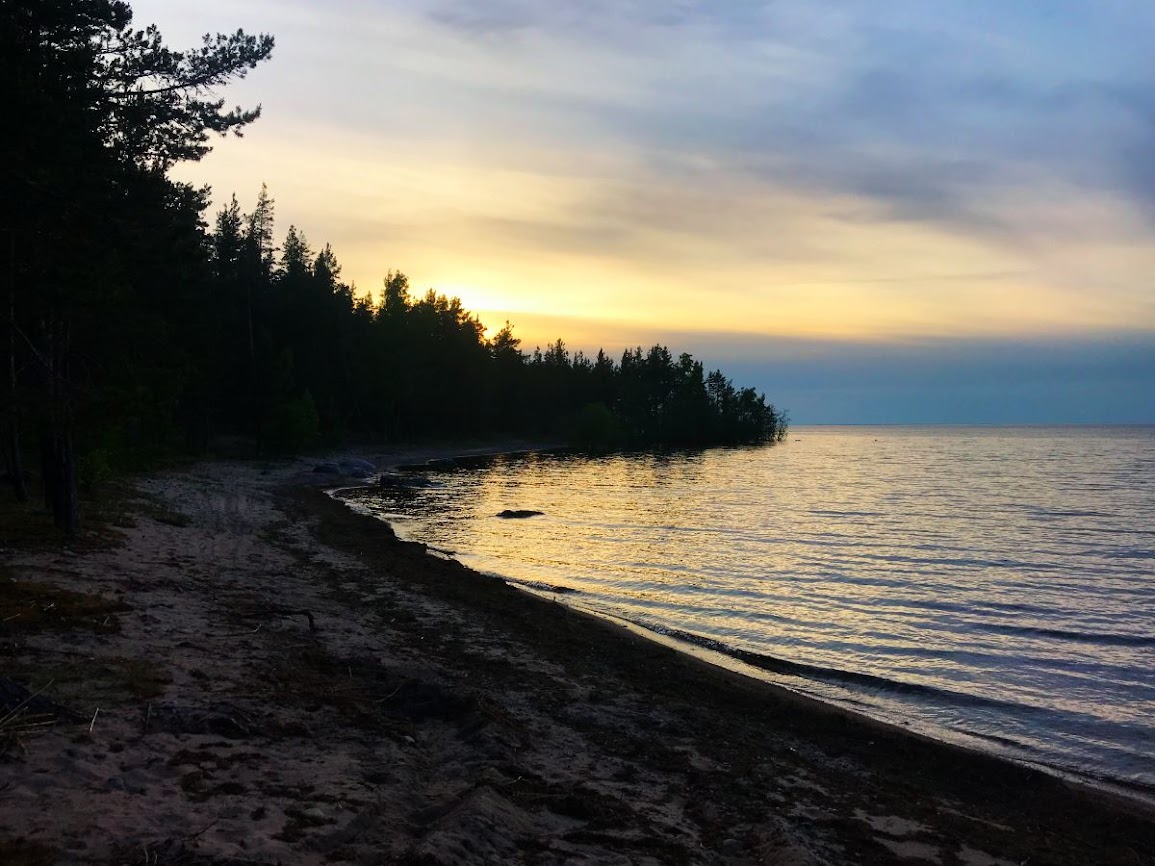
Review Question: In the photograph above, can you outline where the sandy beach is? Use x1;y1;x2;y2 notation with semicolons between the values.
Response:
2;454;1153;865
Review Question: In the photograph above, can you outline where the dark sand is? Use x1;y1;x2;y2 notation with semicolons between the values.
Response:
1;457;1153;864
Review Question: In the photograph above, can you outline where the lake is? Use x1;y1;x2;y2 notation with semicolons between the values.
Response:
338;426;1155;801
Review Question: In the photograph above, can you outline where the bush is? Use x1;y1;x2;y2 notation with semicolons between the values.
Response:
77;448;113;492
265;391;320;453
570;402;626;453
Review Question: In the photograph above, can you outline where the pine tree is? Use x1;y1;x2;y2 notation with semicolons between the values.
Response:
0;0;273;531
213;194;244;281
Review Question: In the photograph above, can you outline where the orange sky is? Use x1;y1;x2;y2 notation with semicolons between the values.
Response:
129;0;1155;351
128;0;1155;422
178;120;1155;349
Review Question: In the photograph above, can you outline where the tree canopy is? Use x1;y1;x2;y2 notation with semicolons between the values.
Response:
1;0;273;531
0;1;786;535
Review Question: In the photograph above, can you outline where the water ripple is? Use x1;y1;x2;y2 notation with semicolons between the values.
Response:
343;425;1155;797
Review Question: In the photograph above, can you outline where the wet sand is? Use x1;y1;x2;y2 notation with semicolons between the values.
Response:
1;455;1152;864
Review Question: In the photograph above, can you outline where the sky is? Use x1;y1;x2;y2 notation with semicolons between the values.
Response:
132;0;1154;424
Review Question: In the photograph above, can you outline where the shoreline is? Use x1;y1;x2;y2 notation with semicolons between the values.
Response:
520;592;1155;810
325;460;1155;810
341;445;1155;813
303;479;1155;850
1;453;1153;863
390;535;1155;813
526;589;1155;811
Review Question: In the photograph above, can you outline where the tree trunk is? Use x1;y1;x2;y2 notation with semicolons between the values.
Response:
2;231;28;501
247;278;263;455
37;317;79;535
1;416;27;501
45;420;79;534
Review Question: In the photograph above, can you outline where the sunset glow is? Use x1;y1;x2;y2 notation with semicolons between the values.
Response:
133;0;1155;422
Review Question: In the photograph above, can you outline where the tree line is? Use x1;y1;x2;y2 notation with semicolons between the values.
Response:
202;188;786;453
1;0;786;534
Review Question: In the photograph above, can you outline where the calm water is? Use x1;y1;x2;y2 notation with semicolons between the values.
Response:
339;426;1155;797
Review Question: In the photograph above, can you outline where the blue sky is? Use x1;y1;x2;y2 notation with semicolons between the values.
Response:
133;0;1155;423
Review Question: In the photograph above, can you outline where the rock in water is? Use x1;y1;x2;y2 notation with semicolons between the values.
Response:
496;509;544;519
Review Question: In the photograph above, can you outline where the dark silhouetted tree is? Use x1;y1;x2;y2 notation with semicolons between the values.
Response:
0;0;273;531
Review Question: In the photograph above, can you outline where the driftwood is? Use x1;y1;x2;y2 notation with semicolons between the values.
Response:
0;676;82;753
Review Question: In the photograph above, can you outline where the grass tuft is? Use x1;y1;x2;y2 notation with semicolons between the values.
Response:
3;656;171;707
0;575;129;633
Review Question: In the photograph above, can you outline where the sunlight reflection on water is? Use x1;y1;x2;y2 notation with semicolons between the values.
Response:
343;426;1155;795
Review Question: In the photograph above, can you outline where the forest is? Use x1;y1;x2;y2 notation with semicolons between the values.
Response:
1;1;786;534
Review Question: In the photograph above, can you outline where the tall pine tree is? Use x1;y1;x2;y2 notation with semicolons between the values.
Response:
0;0;273;531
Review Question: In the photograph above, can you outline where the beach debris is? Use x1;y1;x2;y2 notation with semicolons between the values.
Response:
235;605;318;632
496;509;544;519
0;676;82;725
0;677;81;753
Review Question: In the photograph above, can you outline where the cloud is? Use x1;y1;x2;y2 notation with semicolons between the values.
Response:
124;0;1155;422
165;0;1155;244
425;0;776;39
141;0;1155;352
415;0;1155;243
